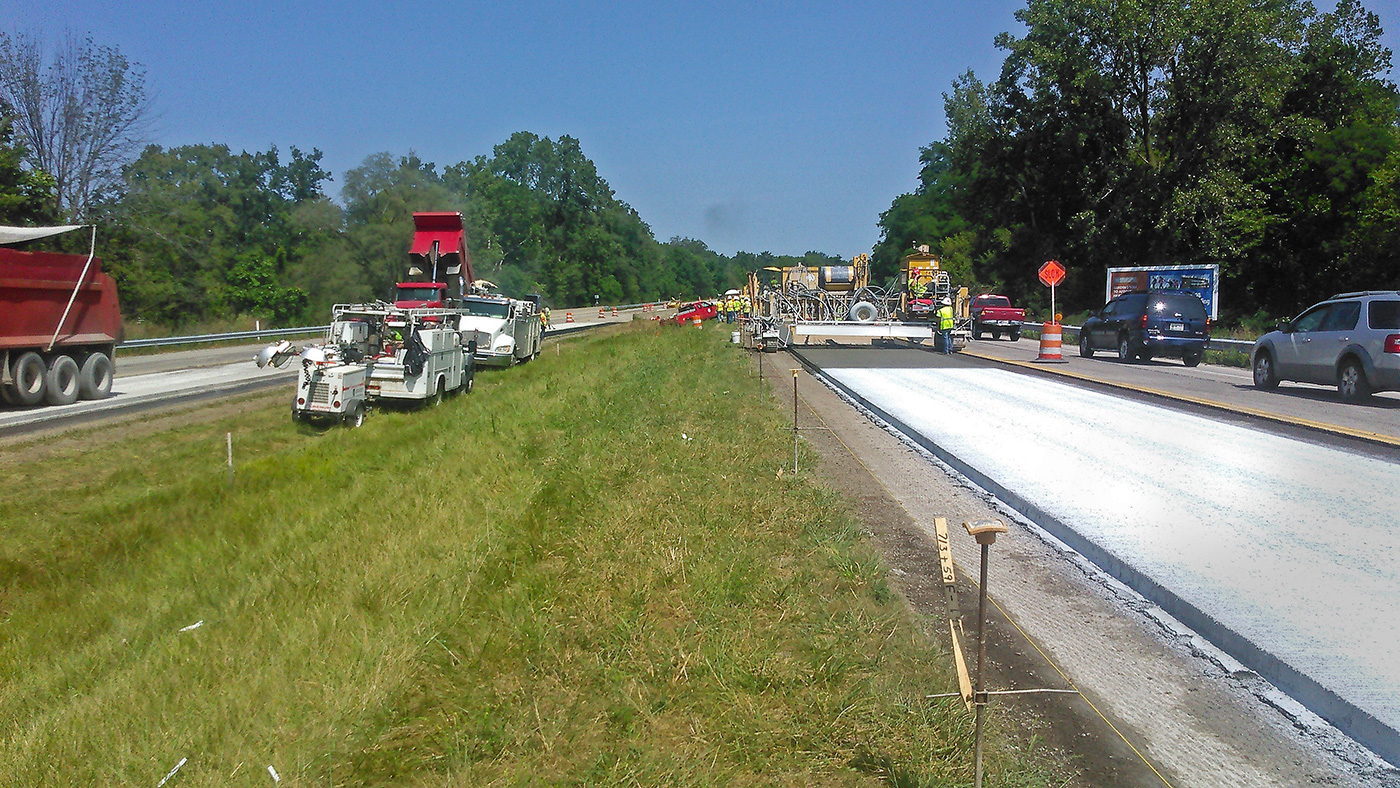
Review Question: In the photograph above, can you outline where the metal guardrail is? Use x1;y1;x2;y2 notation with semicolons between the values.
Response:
120;325;329;349
117;303;653;350
1019;322;1255;350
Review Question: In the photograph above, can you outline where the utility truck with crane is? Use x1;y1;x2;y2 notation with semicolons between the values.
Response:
256;211;481;426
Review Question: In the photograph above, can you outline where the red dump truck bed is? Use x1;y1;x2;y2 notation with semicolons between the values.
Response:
0;248;122;351
1;246;123;406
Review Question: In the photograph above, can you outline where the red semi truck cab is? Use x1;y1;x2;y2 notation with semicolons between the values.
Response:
1;226;123;407
394;282;449;309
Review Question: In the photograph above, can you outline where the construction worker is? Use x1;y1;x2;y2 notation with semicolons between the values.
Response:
937;297;955;354
541;306;551;331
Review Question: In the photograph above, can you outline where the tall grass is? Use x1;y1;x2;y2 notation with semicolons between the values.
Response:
0;323;1064;785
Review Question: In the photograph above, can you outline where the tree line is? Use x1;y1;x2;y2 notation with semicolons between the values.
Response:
875;0;1400;323
0;32;838;327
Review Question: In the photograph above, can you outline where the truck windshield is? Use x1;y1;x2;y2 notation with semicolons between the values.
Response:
465;300;510;318
397;287;442;301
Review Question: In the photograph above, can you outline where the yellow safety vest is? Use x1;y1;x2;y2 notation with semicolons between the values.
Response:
938;306;955;331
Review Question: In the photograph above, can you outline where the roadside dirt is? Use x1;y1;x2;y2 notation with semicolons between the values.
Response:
755;348;1384;788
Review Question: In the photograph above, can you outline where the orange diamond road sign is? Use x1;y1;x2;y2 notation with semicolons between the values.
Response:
1039;259;1066;287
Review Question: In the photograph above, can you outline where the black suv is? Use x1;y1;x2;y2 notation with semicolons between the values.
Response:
1079;290;1211;366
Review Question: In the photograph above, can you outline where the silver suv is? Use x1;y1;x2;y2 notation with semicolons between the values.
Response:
1251;291;1400;401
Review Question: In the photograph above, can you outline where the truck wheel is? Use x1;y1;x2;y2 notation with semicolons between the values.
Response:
10;352;48;406
972;324;983;340
343;401;365;428
78;352;114;399
1010;330;1021;342
1338;359;1372;402
428;377;445;407
44;355;81;406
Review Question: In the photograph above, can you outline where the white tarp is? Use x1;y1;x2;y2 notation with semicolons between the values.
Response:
0;225;84;245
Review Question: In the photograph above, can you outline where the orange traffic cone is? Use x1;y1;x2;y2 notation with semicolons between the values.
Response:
565;312;574;323
1036;322;1066;363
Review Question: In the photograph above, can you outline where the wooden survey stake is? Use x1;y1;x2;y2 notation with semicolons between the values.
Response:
949;621;975;711
935;517;959;615
935;517;974;711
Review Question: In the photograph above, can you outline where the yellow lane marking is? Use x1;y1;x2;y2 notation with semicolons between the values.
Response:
960;349;1400;449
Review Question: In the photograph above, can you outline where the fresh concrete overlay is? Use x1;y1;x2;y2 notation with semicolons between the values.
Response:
824;364;1400;764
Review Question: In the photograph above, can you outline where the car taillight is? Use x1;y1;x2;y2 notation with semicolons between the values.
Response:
297;397;305;405
1205;318;1211;332
1386;334;1400;354
1140;314;1148;329
333;400;341;408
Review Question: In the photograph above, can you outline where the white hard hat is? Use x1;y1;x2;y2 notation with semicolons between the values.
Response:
940;297;951;306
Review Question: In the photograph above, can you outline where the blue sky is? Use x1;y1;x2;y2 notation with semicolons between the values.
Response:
7;1;1400;259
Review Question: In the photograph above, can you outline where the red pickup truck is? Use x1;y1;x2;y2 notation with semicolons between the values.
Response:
970;294;1025;341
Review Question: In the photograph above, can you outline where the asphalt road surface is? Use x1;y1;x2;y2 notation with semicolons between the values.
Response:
794;344;1400;770
961;334;1400;443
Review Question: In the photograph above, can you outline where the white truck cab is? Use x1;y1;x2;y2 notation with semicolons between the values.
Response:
457;295;542;367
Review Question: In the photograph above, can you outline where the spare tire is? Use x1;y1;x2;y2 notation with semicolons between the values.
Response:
849;301;878;323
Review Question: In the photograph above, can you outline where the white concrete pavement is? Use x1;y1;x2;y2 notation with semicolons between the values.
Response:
819;361;1400;770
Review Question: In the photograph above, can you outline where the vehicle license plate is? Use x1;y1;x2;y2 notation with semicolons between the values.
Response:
1169;322;1185;332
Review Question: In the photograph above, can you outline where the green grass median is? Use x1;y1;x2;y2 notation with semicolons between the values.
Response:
0;323;1063;785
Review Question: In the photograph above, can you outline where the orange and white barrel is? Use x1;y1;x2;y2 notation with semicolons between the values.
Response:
613;306;618;316
599;307;605;318
693;317;703;328
1037;321;1064;361
565;312;574;323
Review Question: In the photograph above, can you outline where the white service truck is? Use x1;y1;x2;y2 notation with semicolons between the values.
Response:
456;295;542;367
257;305;476;427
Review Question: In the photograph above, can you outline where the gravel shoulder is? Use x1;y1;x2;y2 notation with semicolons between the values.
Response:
758;349;1390;787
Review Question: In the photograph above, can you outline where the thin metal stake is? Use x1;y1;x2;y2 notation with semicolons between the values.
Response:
226;432;234;485
791;369;799;474
974;542;989;788
960;519;1005;788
